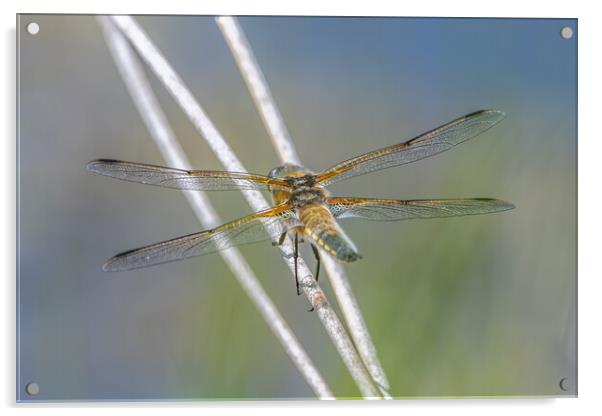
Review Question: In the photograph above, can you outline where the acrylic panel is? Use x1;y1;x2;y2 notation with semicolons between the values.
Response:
17;15;577;401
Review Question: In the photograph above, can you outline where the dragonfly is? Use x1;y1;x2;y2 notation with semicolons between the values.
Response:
87;109;514;295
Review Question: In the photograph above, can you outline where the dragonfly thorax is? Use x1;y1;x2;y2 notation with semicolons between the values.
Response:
290;187;327;208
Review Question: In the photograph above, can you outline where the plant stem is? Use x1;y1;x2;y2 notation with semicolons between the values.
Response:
216;15;392;398
98;15;334;399
109;14;381;399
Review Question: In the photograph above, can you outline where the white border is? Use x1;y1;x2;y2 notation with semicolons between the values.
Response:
3;0;600;415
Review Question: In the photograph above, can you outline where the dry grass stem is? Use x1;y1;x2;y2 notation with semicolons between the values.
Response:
109;15;382;398
98;15;334;399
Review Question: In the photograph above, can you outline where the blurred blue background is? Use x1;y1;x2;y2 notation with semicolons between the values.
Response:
17;15;576;400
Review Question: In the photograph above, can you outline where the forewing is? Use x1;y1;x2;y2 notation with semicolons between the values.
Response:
103;204;297;271
316;110;505;186
87;159;291;191
328;197;514;221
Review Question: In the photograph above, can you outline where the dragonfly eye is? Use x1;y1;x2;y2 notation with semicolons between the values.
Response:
267;163;308;179
268;165;286;179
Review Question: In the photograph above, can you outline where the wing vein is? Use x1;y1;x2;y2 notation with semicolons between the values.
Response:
316;110;505;186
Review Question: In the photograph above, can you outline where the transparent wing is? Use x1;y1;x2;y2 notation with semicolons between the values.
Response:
316;110;505;186
327;197;514;221
87;159;291;192
103;204;297;271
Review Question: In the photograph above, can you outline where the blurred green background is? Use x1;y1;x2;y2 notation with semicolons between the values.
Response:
17;15;576;400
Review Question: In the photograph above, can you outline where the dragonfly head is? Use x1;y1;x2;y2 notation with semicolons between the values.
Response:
268;164;317;206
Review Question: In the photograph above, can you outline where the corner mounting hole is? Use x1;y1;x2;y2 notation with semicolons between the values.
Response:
26;22;40;35
25;382;39;396
560;26;573;39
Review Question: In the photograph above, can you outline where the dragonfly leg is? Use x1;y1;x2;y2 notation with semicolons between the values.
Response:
272;231;287;247
304;244;321;312
310;244;321;283
294;232;300;296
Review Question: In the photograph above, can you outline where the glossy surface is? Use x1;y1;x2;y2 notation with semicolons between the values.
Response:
18;15;576;400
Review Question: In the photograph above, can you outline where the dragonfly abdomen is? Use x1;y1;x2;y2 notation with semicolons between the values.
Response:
298;203;361;262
